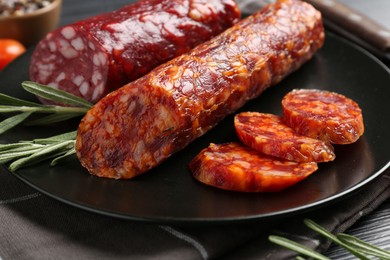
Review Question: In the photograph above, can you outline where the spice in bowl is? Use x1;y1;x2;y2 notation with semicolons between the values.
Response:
0;0;62;47
0;0;55;17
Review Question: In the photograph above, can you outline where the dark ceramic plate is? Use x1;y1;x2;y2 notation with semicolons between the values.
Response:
0;33;389;224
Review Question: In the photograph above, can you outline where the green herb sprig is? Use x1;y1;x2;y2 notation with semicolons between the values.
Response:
0;81;92;134
269;219;390;260
0;81;92;170
0;131;77;171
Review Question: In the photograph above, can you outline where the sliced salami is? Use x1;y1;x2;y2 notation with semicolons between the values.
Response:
29;0;240;104
282;89;364;144
234;112;335;162
76;0;325;179
189;142;318;192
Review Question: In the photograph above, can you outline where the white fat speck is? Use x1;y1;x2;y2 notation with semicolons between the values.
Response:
71;37;84;51
182;84;193;95
92;83;104;101
235;160;251;169
38;69;51;80
61;27;76;39
93;54;100;66
59;39;70;48
127;100;136;113
48;41;56;52
262;169;290;176
105;121;114;134
73;75;84;86
88;41;96;50
119;94;130;103
79;81;90;96
44;54;56;62
60;48;78;59
55;72;65;82
97;52;107;65
133;140;145;164
48;82;59;89
92;72;102;85
164;81;173;91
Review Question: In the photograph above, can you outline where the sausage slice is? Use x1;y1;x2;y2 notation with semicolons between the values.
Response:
234;112;335;162
189;142;318;192
282;89;364;144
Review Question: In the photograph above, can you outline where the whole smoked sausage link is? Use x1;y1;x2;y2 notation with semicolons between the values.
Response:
76;0;325;179
29;0;240;103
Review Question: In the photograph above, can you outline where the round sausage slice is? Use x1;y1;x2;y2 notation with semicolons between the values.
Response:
282;89;364;144
189;142;318;192
234;112;335;162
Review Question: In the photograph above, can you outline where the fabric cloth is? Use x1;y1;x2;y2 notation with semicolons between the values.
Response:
1;167;389;259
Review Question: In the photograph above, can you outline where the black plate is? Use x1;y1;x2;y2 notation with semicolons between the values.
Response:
0;33;389;224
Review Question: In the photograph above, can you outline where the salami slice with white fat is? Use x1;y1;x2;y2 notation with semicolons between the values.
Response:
189;142;318;192
282;89;364;144
29;0;240;103
234;112;335;162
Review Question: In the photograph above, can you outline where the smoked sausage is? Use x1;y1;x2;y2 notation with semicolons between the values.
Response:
29;0;240;103
76;0;325;179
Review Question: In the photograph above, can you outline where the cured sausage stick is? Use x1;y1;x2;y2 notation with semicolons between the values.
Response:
76;0;325;179
29;0;240;103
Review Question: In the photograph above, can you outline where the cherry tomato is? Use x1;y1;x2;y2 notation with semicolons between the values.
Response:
0;39;26;70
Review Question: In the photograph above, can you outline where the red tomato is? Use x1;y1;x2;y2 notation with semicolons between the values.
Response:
0;39;26;70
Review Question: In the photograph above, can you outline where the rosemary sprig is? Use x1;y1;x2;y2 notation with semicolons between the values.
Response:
0;81;92;134
0;81;92;170
269;219;390;259
0;131;77;171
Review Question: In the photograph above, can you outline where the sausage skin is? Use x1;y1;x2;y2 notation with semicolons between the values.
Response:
29;0;240;103
76;0;325;179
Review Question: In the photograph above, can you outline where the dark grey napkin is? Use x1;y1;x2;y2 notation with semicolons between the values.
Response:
1;167;389;259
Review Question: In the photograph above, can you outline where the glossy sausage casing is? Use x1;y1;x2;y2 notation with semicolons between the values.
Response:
76;0;325;179
29;0;240;103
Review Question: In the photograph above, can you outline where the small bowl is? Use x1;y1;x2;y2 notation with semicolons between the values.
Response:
0;0;62;47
